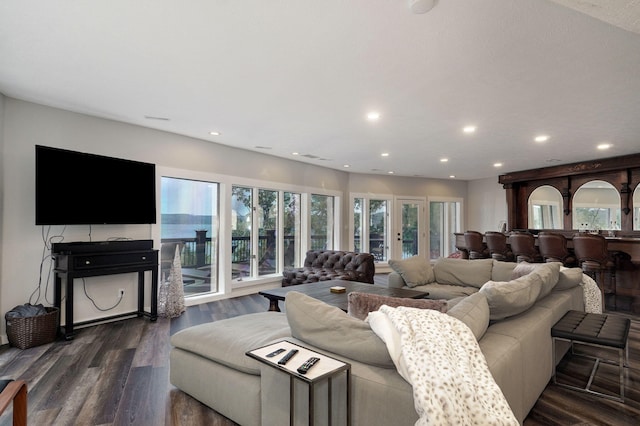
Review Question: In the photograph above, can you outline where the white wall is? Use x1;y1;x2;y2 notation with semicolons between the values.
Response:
0;97;506;343
0;98;353;341
467;176;507;232
0;94;5;317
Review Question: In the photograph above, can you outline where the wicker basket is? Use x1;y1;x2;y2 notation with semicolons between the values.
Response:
6;307;59;349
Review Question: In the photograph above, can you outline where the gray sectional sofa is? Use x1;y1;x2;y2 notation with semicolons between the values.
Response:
170;258;587;425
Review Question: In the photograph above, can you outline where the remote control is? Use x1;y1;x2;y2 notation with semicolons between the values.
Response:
277;349;298;365
297;357;320;374
266;348;286;358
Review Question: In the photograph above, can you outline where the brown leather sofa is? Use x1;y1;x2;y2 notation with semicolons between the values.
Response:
282;250;375;286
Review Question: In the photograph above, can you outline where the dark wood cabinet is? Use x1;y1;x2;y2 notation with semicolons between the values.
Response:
52;240;158;340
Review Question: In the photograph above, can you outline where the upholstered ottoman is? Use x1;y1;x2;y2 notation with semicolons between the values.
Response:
170;312;291;426
551;310;630;402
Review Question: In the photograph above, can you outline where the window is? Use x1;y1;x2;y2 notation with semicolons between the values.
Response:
161;176;219;295
429;199;462;259
231;186;253;280
369;199;389;262
257;189;278;276
572;180;621;231
283;192;302;268
349;195;391;261
310;194;335;250
353;198;363;252
528;185;563;229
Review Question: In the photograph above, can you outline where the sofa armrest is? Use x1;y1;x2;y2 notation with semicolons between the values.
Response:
387;271;407;289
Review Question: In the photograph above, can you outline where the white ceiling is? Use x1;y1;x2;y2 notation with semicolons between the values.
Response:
1;0;640;180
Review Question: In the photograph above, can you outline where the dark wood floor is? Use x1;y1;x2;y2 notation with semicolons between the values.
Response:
1;283;639;425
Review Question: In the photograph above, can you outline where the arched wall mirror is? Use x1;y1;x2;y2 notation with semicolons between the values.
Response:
634;184;640;230
572;180;620;231
528;185;563;229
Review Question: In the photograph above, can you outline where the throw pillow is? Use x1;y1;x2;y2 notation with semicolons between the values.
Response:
491;260;517;282
556;267;583;290
511;261;560;299
388;256;434;288
285;291;394;368
479;273;543;320
510;261;538;279
433;258;494;288
446;292;490;341
347;291;447;321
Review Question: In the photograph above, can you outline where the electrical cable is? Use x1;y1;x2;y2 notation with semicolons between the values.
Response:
82;278;124;311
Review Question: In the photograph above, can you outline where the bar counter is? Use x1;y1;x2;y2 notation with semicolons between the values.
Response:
454;232;640;313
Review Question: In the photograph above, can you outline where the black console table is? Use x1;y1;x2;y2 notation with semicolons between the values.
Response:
52;240;158;340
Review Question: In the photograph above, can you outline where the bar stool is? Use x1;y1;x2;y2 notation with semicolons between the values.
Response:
538;232;577;267
509;231;542;263
485;231;514;261
464;231;489;259
572;233;616;311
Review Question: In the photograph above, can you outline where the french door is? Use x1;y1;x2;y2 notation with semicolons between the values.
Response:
394;199;425;259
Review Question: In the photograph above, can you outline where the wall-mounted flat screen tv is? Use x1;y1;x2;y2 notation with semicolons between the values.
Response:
35;145;157;225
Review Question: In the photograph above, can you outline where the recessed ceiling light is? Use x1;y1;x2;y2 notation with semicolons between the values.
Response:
387;171;394;174
597;143;612;150
209;131;220;136
463;126;476;134
534;135;549;143
367;111;381;121
343;164;350;168
440;158;449;163
449;175;456;178
292;152;299;156
381;152;390;157
493;162;503;168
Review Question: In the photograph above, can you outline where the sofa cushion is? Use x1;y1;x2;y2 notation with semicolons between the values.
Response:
479;273;543;320
511;262;560;299
433;258;494;288
347;291;447;320
285;291;394;368
556;267;583;290
446;292;490;340
492;260;518;282
410;283;479;299
170;312;291;375
388;256;434;288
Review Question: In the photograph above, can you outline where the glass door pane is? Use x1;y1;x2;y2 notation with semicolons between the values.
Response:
258;189;278;276
284;192;301;267
231;186;253;280
161;176;218;295
310;194;334;250
353;198;363;252
400;201;421;259
369;200;388;262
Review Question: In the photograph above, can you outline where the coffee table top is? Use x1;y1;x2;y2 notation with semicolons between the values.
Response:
259;280;428;312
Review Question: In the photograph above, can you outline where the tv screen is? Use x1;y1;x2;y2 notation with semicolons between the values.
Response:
35;145;157;225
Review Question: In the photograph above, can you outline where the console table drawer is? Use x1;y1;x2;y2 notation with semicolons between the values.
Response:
71;251;158;269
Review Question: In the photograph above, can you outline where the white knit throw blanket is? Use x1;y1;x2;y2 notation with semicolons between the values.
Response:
581;274;602;314
374;305;518;426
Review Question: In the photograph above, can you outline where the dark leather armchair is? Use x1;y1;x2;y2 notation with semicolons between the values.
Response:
572;233;617;310
282;250;375;286
509;231;542;263
464;231;489;259
485;231;514;261
537;232;577;267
